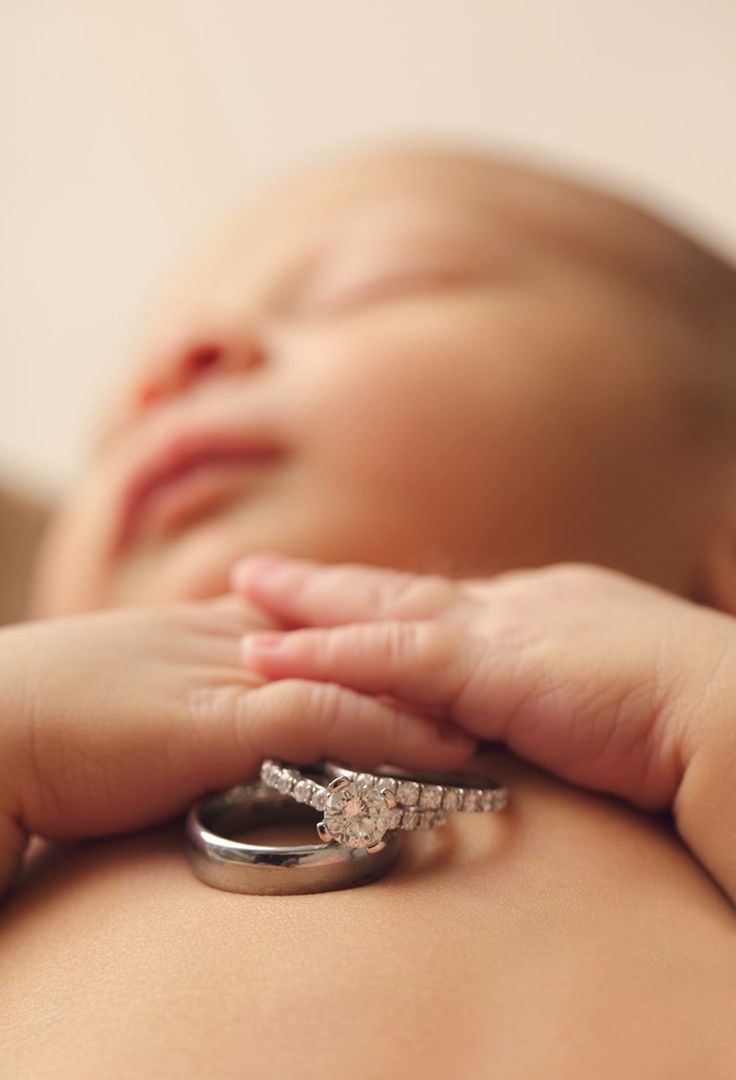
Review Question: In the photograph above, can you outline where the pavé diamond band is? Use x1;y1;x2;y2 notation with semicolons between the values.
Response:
324;762;509;814
186;781;402;895
260;759;509;852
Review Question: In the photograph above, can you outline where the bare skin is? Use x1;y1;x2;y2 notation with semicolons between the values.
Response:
2;756;734;1079
4;145;736;1077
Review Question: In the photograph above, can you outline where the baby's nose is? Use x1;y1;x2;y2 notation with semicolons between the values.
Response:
135;330;267;409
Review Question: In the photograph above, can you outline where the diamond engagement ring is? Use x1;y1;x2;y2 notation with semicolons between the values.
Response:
260;759;509;852
186;781;402;894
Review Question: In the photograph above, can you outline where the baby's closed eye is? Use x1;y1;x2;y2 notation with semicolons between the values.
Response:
293;262;482;317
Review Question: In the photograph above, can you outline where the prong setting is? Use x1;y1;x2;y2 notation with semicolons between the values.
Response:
316;821;332;843
327;776;351;793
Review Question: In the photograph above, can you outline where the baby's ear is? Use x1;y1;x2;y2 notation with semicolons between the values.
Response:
697;463;736;615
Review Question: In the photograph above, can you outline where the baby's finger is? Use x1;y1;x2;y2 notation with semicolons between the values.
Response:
231;554;471;628
242;679;475;772
241;621;479;714
239;612;675;810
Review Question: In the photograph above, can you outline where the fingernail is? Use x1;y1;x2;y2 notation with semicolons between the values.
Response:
240;632;287;664
231;554;289;591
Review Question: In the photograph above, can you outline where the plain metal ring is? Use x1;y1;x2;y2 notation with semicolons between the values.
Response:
186;781;402;895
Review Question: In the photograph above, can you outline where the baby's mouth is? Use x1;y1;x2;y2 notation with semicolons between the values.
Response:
116;430;286;552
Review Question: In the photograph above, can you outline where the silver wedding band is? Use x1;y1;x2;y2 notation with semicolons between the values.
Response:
186;781;402;895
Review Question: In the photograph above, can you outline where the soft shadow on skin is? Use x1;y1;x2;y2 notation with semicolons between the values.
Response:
392;794;517;886
470;747;736;923
1;812;474;922
1;824;187;932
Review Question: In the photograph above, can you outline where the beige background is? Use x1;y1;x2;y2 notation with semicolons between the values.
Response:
2;0;735;492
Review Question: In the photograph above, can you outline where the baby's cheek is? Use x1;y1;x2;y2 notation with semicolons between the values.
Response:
295;343;486;495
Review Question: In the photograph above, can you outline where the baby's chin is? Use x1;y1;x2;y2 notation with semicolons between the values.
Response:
32;481;481;615
30;505;243;615
110;535;246;607
78;520;283;611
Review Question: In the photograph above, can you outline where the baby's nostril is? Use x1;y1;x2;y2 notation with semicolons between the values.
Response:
184;343;223;378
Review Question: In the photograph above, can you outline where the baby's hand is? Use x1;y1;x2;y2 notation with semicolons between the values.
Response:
0;597;472;897
234;555;736;902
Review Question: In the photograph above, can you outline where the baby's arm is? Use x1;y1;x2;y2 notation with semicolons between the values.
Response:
234;555;736;903
0;598;472;898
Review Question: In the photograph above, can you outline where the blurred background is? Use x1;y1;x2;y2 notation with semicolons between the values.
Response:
2;0;736;493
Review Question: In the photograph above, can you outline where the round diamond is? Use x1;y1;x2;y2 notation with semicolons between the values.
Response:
397;780;420;806
323;781;391;849
478;789;492;811
419;785;443;810
462;790;480;811
275;769;296;795
293;779;313;804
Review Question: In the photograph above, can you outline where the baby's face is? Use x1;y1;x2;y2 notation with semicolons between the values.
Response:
33;148;712;615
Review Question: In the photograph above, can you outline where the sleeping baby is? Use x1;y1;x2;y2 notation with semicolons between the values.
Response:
2;143;735;1077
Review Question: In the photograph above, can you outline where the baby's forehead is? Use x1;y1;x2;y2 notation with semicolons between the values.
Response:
237;150;601;256
211;148;689;296
151;146;717;350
